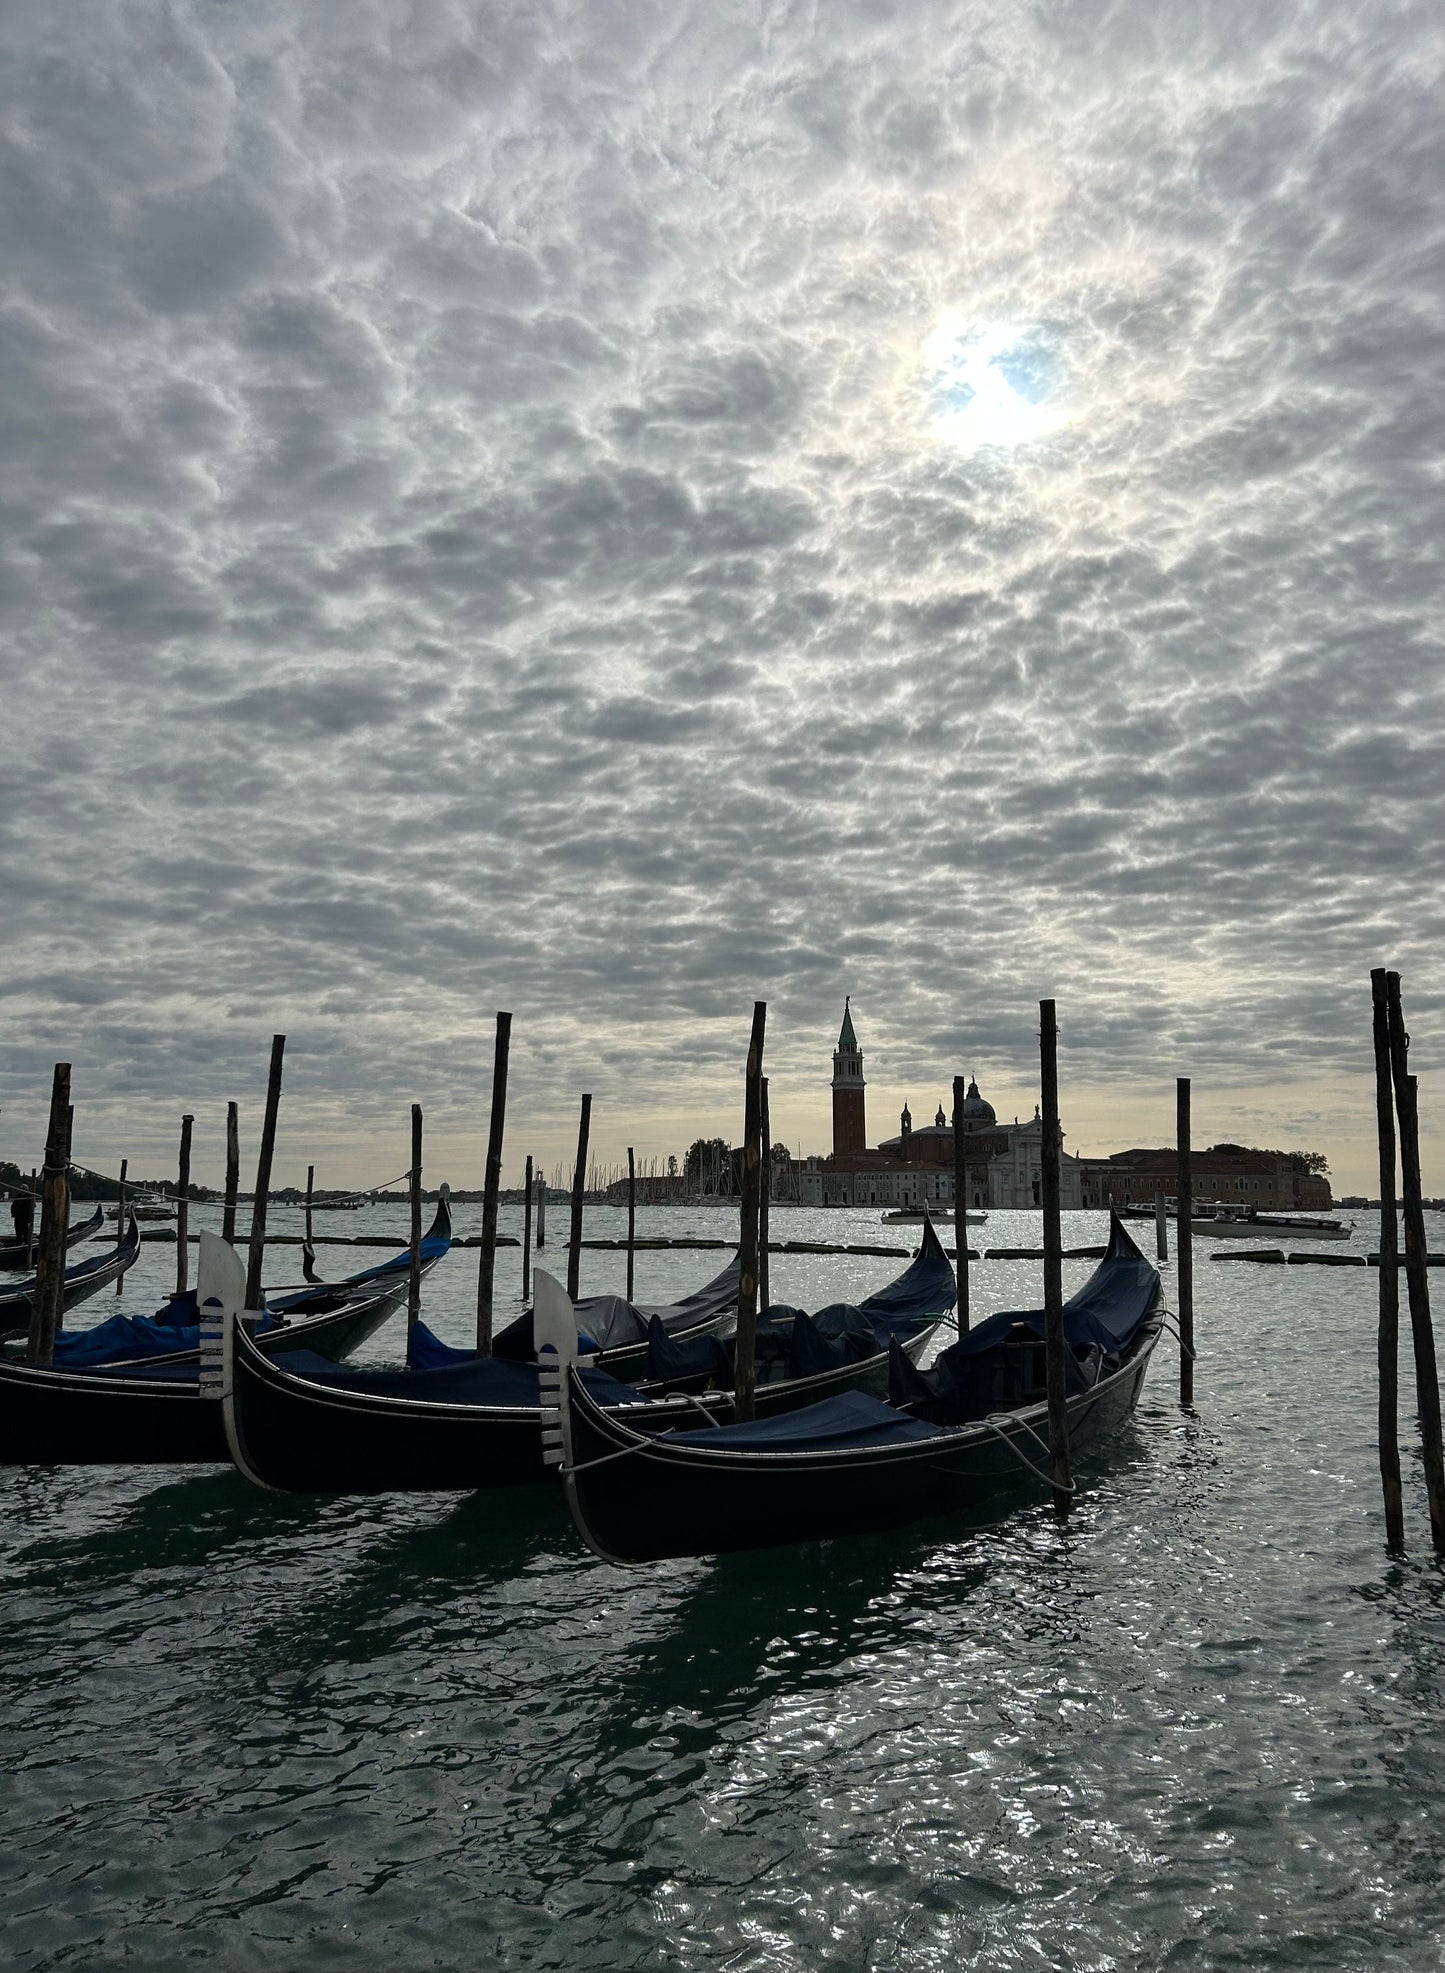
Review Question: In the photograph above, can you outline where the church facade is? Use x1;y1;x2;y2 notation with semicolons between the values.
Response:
797;1002;1087;1209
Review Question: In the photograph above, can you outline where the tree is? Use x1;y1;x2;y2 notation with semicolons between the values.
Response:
683;1138;733;1190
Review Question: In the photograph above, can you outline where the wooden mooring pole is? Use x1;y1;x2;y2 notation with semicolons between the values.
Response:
1038;1003;1072;1511
1386;972;1445;1551
733;1002;767;1424
1370;969;1405;1548
1154;1190;1168;1263
222;1103;239;1246
522;1154;534;1302
408;1104;423;1328
536;1166;547;1249
113;1156;129;1295
626;1146;637;1305
952;1075;970;1332
244;1035;285;1312
567;1096;591;1301
759;1076;771;1312
26;1063;72;1367
1177;1079;1195;1407
477;1011;511;1354
304;1163;315;1251
175;1114;194;1297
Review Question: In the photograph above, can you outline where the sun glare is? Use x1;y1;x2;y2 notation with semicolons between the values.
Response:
923;317;1066;453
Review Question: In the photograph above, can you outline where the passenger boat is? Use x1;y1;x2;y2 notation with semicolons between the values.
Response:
541;1213;1164;1564
0;1197;454;1466
211;1222;957;1494
1191;1204;1352;1240
0;1214;141;1338
0;1202;103;1271
880;1208;987;1225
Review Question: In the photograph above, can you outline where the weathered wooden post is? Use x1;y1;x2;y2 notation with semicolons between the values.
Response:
1370;969;1405;1548
476;1010;512;1354
408;1104;423;1329
244;1035;285;1312
626;1146;637;1304
113;1156;129;1294
734;1002;767;1424
759;1078;771;1312
535;1166;547;1249
522;1153;534;1301
1154;1190;1168;1263
26;1063;72;1366
304;1163;315;1251
175;1114;194;1297
222;1102;240;1246
1177;1078;1194;1407
27;1169;38;1268
952;1075;971;1332
1038;1003;1072;1510
567;1096;591;1301
1386;972;1445;1551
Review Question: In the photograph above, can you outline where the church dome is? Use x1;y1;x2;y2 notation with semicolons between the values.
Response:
960;1078;996;1128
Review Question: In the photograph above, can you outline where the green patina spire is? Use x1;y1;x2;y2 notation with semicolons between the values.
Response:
837;996;858;1052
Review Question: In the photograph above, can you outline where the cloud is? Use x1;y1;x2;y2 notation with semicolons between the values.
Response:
1;0;1443;1191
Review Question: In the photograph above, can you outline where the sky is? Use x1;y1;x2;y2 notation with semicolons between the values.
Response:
2;0;1442;1198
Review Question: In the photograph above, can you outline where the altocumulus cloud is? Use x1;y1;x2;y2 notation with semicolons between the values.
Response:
1;0;1443;1184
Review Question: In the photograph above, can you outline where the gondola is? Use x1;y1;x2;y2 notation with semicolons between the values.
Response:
0;1214;141;1339
0;1197;454;1466
0;1201;103;1272
210;1222;958;1493
5;1192;454;1372
541;1213;1165;1564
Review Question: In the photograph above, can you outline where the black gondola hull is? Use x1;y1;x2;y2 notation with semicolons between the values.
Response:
562;1330;1161;1563
223;1321;941;1494
0;1360;225;1464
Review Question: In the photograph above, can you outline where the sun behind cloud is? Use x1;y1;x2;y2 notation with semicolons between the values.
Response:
922;315;1068;453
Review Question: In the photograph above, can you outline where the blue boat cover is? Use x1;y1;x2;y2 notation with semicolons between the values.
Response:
645;1317;734;1386
266;1347;645;1411
491;1251;743;1362
46;1308;275;1368
666;1388;946;1452
406;1319;476;1370
890;1215;1158;1423
844;1220;958;1334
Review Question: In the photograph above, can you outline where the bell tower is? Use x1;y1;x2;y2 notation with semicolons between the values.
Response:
831;998;868;1160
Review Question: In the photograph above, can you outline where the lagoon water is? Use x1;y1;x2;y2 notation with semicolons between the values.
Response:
3;1202;1444;1970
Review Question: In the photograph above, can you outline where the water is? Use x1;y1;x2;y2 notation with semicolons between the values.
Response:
3;1204;1444;1969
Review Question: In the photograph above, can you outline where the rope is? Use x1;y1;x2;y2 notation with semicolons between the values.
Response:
560;1433;672;1476
980;1414;1076;1492
65;1160;188;1204
1157;1309;1197;1361
60;1158;421;1208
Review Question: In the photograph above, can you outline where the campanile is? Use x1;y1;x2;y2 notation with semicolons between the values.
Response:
831;998;868;1160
